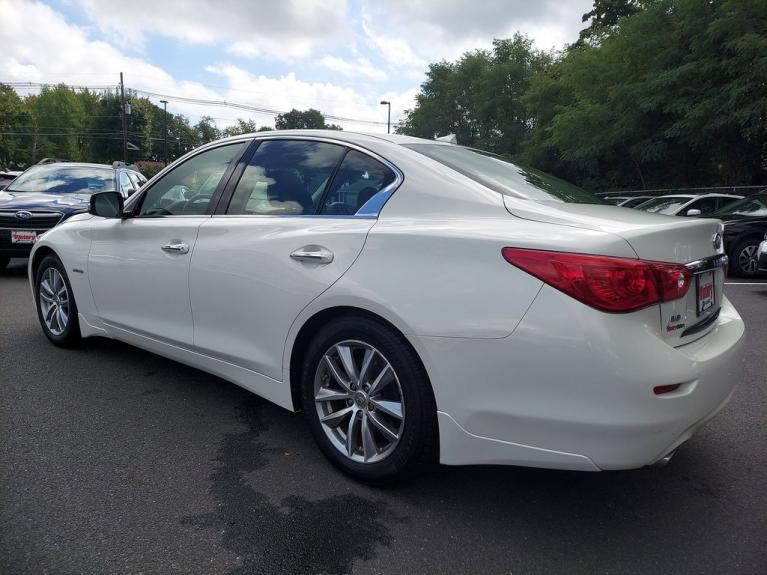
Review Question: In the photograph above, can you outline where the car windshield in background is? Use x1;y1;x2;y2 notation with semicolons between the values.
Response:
713;195;767;217
403;143;604;204
635;196;692;214
6;165;115;194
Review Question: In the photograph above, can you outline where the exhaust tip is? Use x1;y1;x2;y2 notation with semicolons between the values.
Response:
652;449;677;468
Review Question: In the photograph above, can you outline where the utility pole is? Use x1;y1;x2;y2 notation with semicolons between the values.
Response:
380;100;391;134
120;72;127;163
160;99;168;166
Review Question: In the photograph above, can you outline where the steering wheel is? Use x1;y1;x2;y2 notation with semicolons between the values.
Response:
182;193;212;214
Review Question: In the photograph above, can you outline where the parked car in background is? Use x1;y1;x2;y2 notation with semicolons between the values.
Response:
0;162;146;270
635;194;743;217
0;171;22;191
603;195;631;205
709;194;767;277
27;131;744;481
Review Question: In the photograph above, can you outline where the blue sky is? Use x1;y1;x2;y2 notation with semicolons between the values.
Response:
1;0;592;132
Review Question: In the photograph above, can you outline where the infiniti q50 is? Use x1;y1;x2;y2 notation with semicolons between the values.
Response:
28;131;745;481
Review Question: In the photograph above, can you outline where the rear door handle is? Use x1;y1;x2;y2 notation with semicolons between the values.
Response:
290;245;334;264
161;241;189;254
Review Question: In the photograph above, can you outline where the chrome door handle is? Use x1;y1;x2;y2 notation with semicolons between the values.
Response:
161;241;189;254
290;246;334;264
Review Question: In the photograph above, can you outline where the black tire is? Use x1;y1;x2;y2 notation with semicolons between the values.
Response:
300;315;438;483
0;256;9;270
34;254;81;346
730;238;761;278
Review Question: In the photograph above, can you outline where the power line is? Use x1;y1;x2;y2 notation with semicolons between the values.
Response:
1;80;393;128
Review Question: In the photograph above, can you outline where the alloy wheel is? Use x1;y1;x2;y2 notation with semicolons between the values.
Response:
314;340;405;464
738;244;758;274
39;267;69;336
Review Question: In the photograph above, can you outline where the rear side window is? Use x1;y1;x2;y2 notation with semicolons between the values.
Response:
226;140;345;215
320;150;396;215
403;143;602;204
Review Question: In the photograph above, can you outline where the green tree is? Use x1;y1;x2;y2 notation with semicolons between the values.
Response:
221;118;258;137
195;116;220;145
0;84;32;169
274;108;341;130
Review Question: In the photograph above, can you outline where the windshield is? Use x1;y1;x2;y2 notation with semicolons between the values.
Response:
7;164;115;194
403;144;603;204
634;196;692;214
713;195;767;217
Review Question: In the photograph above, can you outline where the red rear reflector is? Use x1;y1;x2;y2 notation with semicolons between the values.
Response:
501;248;692;313
654;384;681;395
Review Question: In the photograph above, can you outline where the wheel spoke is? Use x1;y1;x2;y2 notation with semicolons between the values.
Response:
320;405;355;428
52;269;62;292
324;356;352;393
45;303;57;323
315;387;350;403
39;291;54;304
345;413;358;457
368;364;393;396
336;344;359;385
40;279;54;298
358;348;375;385
369;398;403;420
57;285;67;299
57;306;68;329
367;411;399;442
361;414;378;461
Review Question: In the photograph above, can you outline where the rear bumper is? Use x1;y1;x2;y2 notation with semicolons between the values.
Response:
418;286;746;470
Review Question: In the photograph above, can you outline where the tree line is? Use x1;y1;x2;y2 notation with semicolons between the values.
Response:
397;0;766;191
0;84;340;174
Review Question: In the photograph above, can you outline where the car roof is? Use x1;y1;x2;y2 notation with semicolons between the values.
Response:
219;129;452;148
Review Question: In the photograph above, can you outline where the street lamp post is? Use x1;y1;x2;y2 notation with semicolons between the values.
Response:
176;137;180;158
380;100;391;134
160;99;168;166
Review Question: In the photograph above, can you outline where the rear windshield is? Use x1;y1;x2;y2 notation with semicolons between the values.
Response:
403;144;603;204
7;164;115;194
714;195;767;217
634;196;691;214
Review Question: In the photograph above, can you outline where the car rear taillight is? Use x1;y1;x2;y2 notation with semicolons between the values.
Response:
501;248;692;313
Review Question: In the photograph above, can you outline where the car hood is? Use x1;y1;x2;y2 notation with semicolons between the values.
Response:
504;197;723;264
0;190;91;212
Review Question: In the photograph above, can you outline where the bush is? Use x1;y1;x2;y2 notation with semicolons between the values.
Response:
134;160;164;179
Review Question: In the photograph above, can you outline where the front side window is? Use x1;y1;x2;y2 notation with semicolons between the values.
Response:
139;143;246;216
319;150;396;215
226;140;345;215
7;164;115;194
686;197;719;215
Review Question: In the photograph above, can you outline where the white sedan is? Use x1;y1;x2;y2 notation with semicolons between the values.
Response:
28;131;746;481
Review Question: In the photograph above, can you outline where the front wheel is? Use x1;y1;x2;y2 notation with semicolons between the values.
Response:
300;316;438;482
35;255;81;346
731;239;761;278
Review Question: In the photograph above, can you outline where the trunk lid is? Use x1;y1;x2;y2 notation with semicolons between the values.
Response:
504;197;727;346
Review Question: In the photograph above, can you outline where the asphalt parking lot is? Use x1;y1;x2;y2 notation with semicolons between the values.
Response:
1;258;765;575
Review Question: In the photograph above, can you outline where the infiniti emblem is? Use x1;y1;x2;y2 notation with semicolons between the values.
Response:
14;210;33;220
711;232;722;250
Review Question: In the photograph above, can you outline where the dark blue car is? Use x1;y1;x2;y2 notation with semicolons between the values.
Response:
0;162;147;269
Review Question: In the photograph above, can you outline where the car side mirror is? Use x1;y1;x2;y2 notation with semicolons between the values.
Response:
89;191;124;218
685;208;702;217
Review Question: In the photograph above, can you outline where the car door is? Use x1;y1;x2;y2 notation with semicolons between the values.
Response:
88;141;249;346
190;139;400;380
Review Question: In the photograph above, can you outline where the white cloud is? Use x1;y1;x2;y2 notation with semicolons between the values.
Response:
360;0;592;62
361;20;428;71
205;65;415;131
0;1;413;133
318;56;387;82
74;0;350;60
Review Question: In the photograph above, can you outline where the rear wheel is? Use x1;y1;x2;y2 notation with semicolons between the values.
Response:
300;316;438;482
35;255;81;346
731;239;761;277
